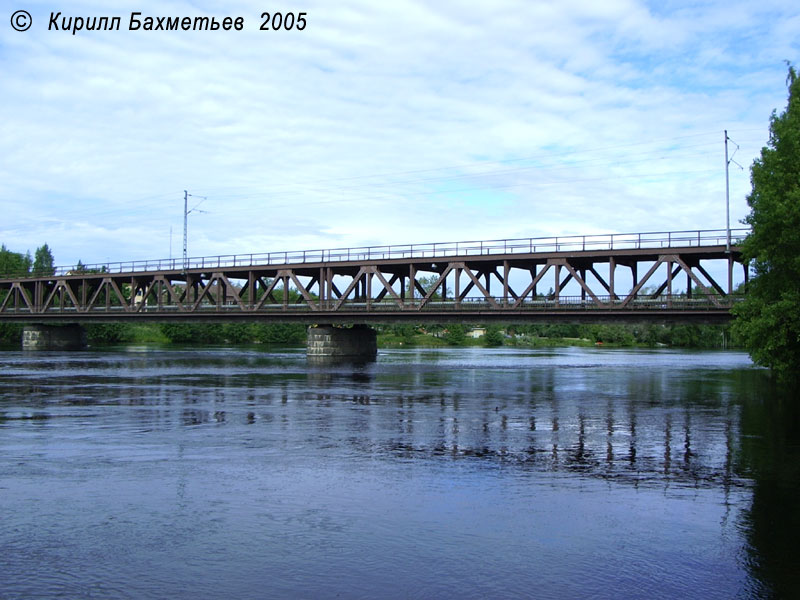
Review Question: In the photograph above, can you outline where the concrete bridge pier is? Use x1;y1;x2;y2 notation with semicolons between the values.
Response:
307;325;377;360
22;324;87;351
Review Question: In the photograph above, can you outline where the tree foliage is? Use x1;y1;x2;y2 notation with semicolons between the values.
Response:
732;64;800;377
85;323;129;344
33;243;55;276
417;275;450;300
483;325;504;347
444;323;466;346
589;324;635;346
0;323;23;345
158;322;306;345
0;244;32;277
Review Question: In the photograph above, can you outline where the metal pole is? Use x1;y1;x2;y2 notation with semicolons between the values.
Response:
724;131;731;253
183;190;188;270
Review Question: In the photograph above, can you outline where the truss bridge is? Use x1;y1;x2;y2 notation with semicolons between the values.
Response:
0;229;749;324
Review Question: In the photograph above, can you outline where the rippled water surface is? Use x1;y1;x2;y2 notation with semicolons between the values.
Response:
1;346;798;599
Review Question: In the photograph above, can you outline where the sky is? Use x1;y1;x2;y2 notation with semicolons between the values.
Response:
1;0;798;270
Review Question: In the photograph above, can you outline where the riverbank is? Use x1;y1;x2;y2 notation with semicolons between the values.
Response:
0;321;737;350
377;331;597;348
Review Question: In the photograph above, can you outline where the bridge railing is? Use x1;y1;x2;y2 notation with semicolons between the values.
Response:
13;228;749;279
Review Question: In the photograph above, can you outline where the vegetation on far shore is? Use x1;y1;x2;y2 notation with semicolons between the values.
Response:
1;320;736;350
375;322;735;349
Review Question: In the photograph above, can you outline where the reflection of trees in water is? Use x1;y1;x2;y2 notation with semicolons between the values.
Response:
736;378;800;599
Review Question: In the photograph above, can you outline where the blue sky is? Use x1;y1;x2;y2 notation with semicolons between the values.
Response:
1;0;797;269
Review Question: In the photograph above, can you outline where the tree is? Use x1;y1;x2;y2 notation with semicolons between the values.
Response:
390;324;418;344
589;324;635;346
732;64;800;377
417;275;451;300
0;244;31;277
85;323;128;345
444;323;466;345
33;243;55;276
0;323;23;345
483;325;504;347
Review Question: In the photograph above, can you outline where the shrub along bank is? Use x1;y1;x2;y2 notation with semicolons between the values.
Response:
80;322;308;346
0;321;735;350
375;322;736;349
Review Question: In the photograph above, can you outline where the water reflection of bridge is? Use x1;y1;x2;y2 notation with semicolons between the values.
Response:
122;366;748;489
311;391;741;489
3;351;746;490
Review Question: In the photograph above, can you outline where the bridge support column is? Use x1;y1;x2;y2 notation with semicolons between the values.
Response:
307;325;377;359
22;324;87;351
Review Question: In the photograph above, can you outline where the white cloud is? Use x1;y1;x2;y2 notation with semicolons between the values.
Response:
0;0;797;268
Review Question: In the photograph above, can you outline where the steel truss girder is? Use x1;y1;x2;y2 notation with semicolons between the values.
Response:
0;246;744;320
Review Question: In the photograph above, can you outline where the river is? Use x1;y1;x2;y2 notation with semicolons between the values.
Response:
1;346;798;599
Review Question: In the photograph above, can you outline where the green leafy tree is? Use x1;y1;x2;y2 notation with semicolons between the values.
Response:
71;259;107;274
0;323;23;345
667;325;703;348
33;243;55;276
251;323;305;344
253;323;303;344
85;323;128;345
0;244;32;277
390;324;417;344
444;323;467;346
219;322;250;343
417;275;451;300
732;65;800;377
159;323;197;344
160;323;226;344
159;322;306;345
589;324;635;346
483;325;504;347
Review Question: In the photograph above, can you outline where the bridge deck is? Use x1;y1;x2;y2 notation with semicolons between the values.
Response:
0;229;748;324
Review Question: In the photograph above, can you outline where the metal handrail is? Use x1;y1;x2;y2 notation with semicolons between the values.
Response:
10;227;749;279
